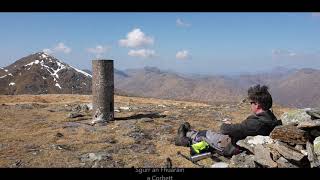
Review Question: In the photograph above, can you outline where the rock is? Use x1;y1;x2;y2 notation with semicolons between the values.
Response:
128;127;153;142
55;132;64;138
86;103;93;110
297;120;320;129
141;118;154;122
15;104;33;110
211;162;229;168
306;108;320;119
306;141;320;168
119;106;131;111
236;135;274;153
253;144;278;168
267;145;282;161
229;152;256;168
80;104;89;112
10;160;22;168
280;109;310;125
52;144;72;151
300;150;308;156
294;144;304;151
106;138;118;144
25;144;40;155
271;141;306;162
67;112;84;118
80;152;112;162
276;157;298;168
310;129;320;137
160;125;173;133
63;122;81;128
72;104;89;112
270;125;309;145
128;143;156;154
314;137;320;156
71;105;82;112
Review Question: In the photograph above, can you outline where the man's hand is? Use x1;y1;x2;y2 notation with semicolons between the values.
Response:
222;118;232;124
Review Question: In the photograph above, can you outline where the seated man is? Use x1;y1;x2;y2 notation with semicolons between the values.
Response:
175;84;282;156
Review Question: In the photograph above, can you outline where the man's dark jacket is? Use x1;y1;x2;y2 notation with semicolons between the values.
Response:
220;110;281;144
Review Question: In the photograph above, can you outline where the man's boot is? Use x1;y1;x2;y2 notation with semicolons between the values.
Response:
175;122;191;147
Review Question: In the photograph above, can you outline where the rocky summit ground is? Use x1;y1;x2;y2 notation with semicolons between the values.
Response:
0;94;292;168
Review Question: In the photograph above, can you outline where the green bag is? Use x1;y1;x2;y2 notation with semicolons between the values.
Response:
190;140;210;155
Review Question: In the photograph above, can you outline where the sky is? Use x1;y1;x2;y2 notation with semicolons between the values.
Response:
0;12;320;75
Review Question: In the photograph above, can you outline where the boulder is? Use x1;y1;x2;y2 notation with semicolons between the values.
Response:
229;152;256;168
306;141;320;168
297;120;320;129
276;157;298;168
236;135;274;153
253;144;277;168
280;109;310;125
306;108;320;119
270;141;306;162
270;125;309;145
314;137;320;156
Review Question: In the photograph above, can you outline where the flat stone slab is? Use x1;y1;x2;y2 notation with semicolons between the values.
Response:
306;141;320;168
236;135;274;153
297;120;320;129
280;109;311;125
253;144;277;168
270;141;306;162
306;108;320;119
276;157;298;168
314;137;320;156
270;125;309;145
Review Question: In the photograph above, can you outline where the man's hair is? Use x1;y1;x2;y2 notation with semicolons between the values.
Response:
248;84;272;110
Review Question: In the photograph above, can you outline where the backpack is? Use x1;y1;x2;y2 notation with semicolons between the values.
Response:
191;130;236;156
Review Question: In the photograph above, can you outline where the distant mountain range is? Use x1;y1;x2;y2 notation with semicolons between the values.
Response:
1;52;320;108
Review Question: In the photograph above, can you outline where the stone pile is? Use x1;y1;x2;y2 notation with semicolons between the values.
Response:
230;108;320;168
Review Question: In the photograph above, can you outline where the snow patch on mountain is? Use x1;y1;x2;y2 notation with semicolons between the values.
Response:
25;60;40;68
55;83;62;89
69;65;92;78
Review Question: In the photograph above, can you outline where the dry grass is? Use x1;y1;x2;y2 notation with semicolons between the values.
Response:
0;94;292;168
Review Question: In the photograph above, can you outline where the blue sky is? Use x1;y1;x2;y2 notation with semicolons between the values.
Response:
0;13;320;75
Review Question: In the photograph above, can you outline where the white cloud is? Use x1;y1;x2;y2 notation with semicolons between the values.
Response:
176;18;191;27
54;42;71;54
176;50;190;60
128;49;155;58
43;42;71;55
272;49;297;57
42;48;53;54
87;45;111;58
119;28;154;48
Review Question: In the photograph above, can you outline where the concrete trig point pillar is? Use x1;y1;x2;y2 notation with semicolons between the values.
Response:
91;60;114;125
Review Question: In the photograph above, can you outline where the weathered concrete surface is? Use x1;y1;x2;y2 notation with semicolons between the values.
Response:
92;60;114;124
